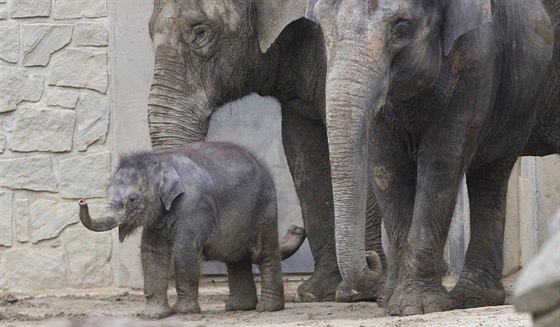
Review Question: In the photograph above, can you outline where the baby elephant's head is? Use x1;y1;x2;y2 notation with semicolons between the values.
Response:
78;152;184;242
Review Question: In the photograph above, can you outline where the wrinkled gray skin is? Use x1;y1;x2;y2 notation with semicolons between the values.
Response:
302;0;560;316
146;0;385;302
79;142;307;318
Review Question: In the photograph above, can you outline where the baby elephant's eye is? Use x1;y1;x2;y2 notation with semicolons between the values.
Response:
127;194;138;205
394;19;414;39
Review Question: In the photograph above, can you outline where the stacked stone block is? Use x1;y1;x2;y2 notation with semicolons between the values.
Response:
0;0;114;291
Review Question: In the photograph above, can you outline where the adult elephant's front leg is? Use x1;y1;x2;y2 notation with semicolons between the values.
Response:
385;140;468;316
364;183;387;272
368;122;416;309
281;108;339;302
450;160;515;309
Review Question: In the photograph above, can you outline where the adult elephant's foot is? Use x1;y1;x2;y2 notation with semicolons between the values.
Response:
140;303;173;319
335;279;379;302
297;270;341;302
226;294;257;311
450;277;505;309
256;295;284;312
172;298;201;314
388;279;452;316
376;277;396;308
377;258;399;308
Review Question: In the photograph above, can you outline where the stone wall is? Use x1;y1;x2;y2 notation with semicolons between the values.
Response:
0;0;114;291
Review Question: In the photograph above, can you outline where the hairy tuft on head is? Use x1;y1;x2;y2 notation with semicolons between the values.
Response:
117;151;161;171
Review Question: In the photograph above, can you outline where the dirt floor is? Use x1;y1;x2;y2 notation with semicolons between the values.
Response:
0;276;531;327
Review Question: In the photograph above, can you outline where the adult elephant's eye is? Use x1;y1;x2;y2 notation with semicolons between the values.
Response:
190;25;213;49
127;194;138;205
394;19;413;39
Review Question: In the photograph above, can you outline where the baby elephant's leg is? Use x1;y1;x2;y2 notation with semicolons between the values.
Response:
256;209;285;312
225;259;258;311
256;254;284;312
173;249;202;314
141;229;172;319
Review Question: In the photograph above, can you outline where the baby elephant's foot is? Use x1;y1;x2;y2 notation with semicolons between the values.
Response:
140;303;172;319
256;295;285;312
172;299;201;314
226;295;257;311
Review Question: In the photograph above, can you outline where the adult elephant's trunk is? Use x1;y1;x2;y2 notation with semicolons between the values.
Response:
78;199;118;232
148;46;210;149
325;50;389;293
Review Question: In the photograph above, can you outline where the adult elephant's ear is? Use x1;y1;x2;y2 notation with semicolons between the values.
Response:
159;162;184;211
443;0;493;55
256;0;307;53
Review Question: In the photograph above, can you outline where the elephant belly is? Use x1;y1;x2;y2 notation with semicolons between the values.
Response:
201;225;262;264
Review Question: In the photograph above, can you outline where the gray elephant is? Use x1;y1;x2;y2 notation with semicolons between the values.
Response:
296;0;560;316
146;0;386;301
78;141;306;318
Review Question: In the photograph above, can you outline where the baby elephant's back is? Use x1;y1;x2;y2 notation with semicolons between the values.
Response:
183;141;276;215
186;141;273;188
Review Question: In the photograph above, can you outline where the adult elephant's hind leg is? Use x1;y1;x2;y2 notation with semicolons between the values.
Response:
281;108;340;302
450;161;513;309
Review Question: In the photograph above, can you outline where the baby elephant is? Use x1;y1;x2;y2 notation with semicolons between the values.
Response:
78;142;306;318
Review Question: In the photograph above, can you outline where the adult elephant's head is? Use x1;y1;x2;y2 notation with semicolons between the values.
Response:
147;0;307;149
304;0;492;293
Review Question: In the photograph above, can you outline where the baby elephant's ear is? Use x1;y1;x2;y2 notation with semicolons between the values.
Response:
159;162;184;211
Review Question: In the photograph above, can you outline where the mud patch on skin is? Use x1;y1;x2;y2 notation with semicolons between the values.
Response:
534;13;554;45
373;166;393;190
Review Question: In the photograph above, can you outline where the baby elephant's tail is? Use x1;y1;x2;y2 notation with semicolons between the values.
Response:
279;225;306;260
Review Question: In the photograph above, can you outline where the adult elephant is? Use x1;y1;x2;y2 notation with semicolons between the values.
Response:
300;0;559;316
145;0;385;302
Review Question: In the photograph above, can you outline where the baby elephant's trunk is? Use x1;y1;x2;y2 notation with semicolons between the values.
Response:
279;225;306;260
79;199;118;232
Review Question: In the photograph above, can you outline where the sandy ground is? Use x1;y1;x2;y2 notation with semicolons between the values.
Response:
0;277;531;327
